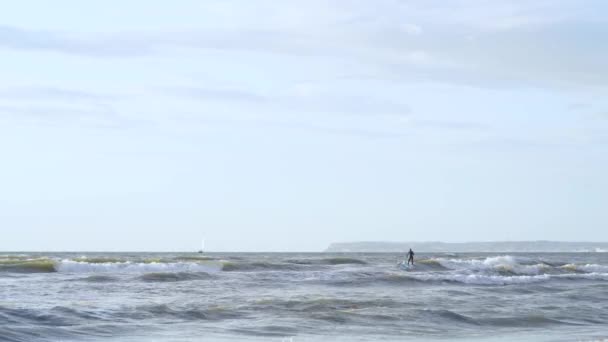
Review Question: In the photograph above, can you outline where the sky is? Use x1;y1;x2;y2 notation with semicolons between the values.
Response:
1;0;607;252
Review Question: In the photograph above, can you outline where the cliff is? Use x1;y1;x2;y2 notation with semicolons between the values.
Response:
325;241;608;253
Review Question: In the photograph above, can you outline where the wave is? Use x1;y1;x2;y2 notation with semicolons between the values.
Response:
390;256;608;285
0;305;139;342
406;271;608;285
422;256;608;277
326;270;608;287
0;303;241;332
173;256;217;262
323;271;581;286
249;297;401;312
419;309;479;325
286;257;367;265
430;255;549;275
71;256;184;264
398;272;541;286
419;310;583;328
478;315;581;328
238;297;409;328
410;272;552;285
320;270;426;287
132;304;244;321
406;271;607;286
0;259;56;273
1;255;606;289
405;259;449;271
139;272;212;282
70;257;128;264
1;258;304;274
53;259;310;274
220;257;369;274
56;260;222;274
561;263;608;273
0;305;80;326
75;275;119;283
220;261;302;272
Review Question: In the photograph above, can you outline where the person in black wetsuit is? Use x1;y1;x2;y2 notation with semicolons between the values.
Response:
407;249;415;265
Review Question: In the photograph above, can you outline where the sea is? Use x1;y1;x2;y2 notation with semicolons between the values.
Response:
1;252;607;342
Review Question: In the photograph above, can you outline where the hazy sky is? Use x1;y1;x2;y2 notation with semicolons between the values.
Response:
1;0;607;252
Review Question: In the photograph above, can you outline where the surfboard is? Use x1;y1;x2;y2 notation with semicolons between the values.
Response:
399;261;413;270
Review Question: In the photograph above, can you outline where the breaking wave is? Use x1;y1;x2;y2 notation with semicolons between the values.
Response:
429;255;550;275
560;263;608;273
0;258;221;275
0;259;56;273
394;256;608;285
286;257;367;265
56;260;222;274
415;256;608;276
1;255;606;288
220;261;303;272
2;252;608;341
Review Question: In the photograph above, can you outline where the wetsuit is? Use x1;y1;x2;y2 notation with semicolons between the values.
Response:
407;250;415;265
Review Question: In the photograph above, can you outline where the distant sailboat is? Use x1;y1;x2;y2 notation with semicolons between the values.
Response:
198;239;205;254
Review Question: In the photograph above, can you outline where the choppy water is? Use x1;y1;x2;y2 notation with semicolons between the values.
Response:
1;252;607;342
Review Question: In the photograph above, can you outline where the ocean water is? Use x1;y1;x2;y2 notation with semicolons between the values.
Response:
1;252;607;342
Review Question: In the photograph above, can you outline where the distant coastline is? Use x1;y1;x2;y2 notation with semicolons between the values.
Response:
325;241;608;253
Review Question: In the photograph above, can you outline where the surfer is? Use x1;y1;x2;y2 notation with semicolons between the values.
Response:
407;248;415;265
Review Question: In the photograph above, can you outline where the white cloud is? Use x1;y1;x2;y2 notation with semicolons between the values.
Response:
1;1;606;90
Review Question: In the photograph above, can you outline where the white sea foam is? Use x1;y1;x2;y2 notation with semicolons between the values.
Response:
433;256;547;275
560;263;608;273
554;272;608;281
435;255;518;269
55;260;222;273
410;272;608;285
411;272;551;285
423;256;608;282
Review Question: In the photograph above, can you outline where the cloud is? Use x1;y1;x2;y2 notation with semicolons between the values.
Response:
0;103;150;129
0;103;113;124
410;119;489;131
567;103;591;111
162;84;488;137
163;86;267;104
1;1;606;90
162;85;411;118
0;86;115;102
0;86;135;128
0;26;153;57
171;114;411;139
